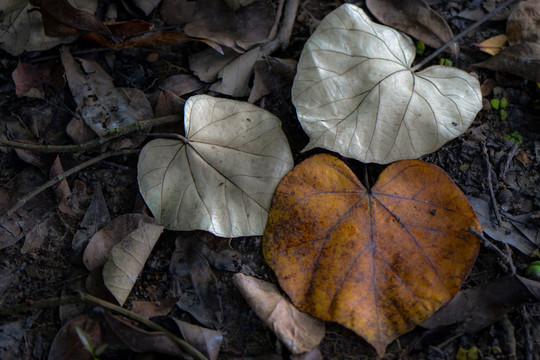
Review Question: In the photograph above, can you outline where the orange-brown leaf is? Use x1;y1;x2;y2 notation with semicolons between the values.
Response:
262;154;481;357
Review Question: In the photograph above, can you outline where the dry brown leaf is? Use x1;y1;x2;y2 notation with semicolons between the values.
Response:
474;42;540;82
507;0;540;46
366;0;458;55
131;0;162;16
12;60;65;98
60;47;153;137
83;214;153;271
233;273;325;354
159;75;204;97
103;220;164;305
263;154;481;356
48;315;102;360
248;57;297;103
210;47;260;96
170;318;223;360
161;0;273;51
131;298;179;318
189;48;240;82
475;34;507;56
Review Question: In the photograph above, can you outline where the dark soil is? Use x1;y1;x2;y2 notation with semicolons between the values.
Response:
1;0;539;359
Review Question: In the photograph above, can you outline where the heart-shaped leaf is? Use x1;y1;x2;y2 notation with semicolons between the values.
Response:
262;154;481;357
291;4;482;164
138;95;294;237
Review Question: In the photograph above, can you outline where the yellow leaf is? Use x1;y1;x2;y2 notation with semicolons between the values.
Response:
475;34;507;55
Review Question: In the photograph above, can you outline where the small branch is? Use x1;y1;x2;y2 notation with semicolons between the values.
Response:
4;149;139;217
265;0;286;44
411;0;518;71
0;114;181;153
261;0;300;56
482;142;502;226
0;293;209;360
467;227;516;274
501;142;519;182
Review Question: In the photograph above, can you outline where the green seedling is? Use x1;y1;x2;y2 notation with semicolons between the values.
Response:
502;131;522;144
490;98;500;110
459;163;469;172
439;57;452;67
499;97;508;109
525;260;540;280
499;109;508;121
416;41;425;56
76;326;108;360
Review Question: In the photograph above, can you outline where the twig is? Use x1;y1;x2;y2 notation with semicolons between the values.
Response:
501;142;520;182
265;0;286;44
261;0;301;56
483;142;502;226
0;292;209;360
411;0;518;71
4;149;139;217
467;227;516;274
0;114;181;153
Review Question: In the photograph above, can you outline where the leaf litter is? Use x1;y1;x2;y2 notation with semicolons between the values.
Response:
1;0;540;359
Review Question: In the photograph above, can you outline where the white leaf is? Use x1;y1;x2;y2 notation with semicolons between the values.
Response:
137;95;294;237
292;4;482;164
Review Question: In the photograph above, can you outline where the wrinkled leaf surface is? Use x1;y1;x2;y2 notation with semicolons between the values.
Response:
103;220;164;305
263;154;481;357
233;273;325;354
138;95;293;237
292;4;482;164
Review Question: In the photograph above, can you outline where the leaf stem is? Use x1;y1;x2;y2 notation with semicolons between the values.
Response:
411;0;518;72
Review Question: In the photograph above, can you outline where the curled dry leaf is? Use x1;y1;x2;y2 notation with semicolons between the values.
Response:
170;318;223;360
474;34;507;56
60;47;153;138
83;214;153;271
263;154;481;357
161;0;273;52
474;42;540;82
103;220;164;305
138;95;294;237
506;0;540;46
366;0;458;55
233;273;325;354
0;0;97;55
292;4;482;164
48;315;102;360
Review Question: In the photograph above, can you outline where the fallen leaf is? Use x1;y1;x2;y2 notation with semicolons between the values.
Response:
159;75;204;97
103;313;186;356
131;0;161;16
20;212;59;253
71;185;111;264
12;60;65;98
103;220;164;305
233;273;325;354
83;214;154;271
48;315;102;360
468;197;537;255
0;0;97;55
189;48;240;82
248;57;298;103
262;154;481;357
209;47;261;97
223;0;258;11
38;0;113;40
154;90;186;117
474;34;507;56
138;95;294;237
474;42;540;82
506;0;540;46
60;47;153;137
132;298;179;318
161;0;273;52
421;275;540;333
50;155;76;216
170;318;223;360
366;0;458;55
292;4;482;164
170;233;223;328
0;318;36;360
0;168;55;249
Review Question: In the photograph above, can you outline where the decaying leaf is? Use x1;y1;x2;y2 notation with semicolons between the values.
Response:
170;318;223;360
83;214;152;271
12;60;65;98
138;95;294;237
0;0;97;55
263;154;481;357
292;4;482;164
233;273;325;354
160;0;273;52
474;42;540;82
60;47;153;137
103;220;164;305
421;275;540;334
48;315;102;360
132;0;162;16
474;34;507;56
189;48;240;83
507;0;540;46
366;0;458;55
209;47;261;97
248;57;298;103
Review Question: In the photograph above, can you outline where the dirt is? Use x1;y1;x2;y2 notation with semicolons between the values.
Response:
1;0;540;359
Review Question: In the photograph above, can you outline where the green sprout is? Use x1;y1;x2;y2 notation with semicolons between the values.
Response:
416;41;425;56
439;57;452;67
76;327;108;360
525;260;540;280
502;131;522;145
490;98;500;110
